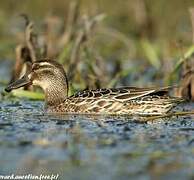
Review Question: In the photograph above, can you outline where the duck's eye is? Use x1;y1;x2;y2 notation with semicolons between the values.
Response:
41;69;53;75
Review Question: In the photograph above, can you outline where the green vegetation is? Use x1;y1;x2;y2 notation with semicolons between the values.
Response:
1;0;194;99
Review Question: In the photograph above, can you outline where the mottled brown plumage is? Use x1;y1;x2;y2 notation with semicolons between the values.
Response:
5;59;184;115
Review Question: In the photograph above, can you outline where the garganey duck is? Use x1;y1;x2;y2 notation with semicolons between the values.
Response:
5;60;184;115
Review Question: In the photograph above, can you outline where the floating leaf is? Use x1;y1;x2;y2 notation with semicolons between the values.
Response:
11;89;44;100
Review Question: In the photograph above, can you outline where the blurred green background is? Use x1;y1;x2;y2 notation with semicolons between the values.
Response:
0;0;193;57
1;0;194;89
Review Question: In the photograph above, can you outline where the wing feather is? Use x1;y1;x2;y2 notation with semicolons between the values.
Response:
71;86;175;101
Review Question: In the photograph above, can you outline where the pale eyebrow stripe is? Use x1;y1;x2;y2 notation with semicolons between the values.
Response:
33;63;54;70
38;62;55;67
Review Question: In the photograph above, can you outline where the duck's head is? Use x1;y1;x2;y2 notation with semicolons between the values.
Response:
5;60;69;104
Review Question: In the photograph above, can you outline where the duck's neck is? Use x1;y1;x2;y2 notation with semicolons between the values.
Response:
44;83;68;107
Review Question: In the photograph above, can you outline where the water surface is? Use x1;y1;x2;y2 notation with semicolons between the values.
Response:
0;61;194;180
0;98;194;180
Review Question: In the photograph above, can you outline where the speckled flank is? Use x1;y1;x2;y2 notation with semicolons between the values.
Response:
47;91;183;115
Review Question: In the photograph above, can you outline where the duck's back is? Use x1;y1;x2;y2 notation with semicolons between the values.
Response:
48;87;184;115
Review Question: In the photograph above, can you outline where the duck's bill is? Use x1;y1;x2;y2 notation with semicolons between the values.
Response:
5;76;31;92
